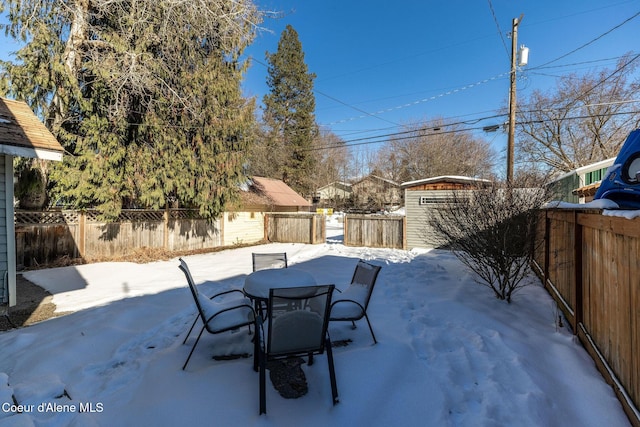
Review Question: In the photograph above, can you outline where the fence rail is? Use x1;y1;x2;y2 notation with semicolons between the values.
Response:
534;209;639;427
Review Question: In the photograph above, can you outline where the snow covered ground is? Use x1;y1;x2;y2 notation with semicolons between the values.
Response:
0;218;630;426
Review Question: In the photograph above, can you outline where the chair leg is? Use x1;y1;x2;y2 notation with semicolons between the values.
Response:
326;336;339;405
183;315;200;345
182;326;206;371
259;350;266;415
363;314;377;344
253;326;260;372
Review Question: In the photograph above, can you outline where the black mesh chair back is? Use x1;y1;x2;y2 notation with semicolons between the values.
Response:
179;258;256;370
349;260;382;313
258;284;338;414
329;260;382;344
252;252;288;272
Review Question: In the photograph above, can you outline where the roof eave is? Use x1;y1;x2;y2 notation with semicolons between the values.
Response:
0;144;63;161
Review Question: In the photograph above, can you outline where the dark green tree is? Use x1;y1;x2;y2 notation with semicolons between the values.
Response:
0;0;261;219
262;24;317;196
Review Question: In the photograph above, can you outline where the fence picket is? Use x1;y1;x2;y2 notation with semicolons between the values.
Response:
535;209;640;427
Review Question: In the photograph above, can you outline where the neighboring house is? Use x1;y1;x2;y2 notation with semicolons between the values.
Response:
549;158;615;204
246;176;312;213
402;175;490;249
0;97;64;307
223;176;312;245
351;175;402;211
314;181;352;204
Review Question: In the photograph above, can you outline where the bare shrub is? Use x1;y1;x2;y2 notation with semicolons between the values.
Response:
428;181;552;303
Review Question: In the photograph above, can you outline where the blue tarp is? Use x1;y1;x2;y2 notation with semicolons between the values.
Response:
594;129;640;209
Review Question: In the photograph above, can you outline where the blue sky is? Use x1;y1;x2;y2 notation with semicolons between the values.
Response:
241;0;640;169
1;1;639;173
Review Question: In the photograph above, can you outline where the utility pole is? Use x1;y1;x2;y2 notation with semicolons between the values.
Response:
507;14;523;183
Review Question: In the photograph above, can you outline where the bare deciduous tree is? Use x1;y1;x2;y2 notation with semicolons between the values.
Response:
428;180;552;303
373;118;496;183
309;130;351;187
517;55;640;173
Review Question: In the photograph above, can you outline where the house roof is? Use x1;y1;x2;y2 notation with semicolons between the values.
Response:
353;174;399;187
401;175;490;188
549;158;615;183
245;177;311;207
0;97;64;161
317;181;352;192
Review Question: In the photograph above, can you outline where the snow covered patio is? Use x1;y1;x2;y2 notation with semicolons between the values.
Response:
0;235;630;426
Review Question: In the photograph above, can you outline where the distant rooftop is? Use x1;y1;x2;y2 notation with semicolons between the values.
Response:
247;176;311;208
0;97;64;161
401;175;491;188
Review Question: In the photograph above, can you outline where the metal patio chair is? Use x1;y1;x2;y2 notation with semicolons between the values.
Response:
329;260;382;344
179;258;257;371
257;284;338;414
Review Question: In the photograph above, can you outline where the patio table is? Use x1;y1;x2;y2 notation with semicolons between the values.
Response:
243;268;317;302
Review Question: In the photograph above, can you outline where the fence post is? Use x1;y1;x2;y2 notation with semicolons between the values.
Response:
574;210;583;330
163;206;169;251
311;214;317;244
343;215;349;246
543;211;550;290
78;211;86;259
402;216;407;250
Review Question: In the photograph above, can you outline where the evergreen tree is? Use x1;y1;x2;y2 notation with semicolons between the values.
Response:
0;0;261;220
262;24;317;196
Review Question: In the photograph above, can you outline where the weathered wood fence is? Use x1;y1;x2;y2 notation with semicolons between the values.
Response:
343;214;406;249
14;210;326;269
534;208;640;427
265;213;325;244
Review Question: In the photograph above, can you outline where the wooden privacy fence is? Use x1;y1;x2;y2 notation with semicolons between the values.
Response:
14;210;326;269
534;208;640;427
344;214;406;249
15;209;224;268
264;213;325;244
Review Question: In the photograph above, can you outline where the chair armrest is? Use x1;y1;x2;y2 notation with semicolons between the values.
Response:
209;289;246;300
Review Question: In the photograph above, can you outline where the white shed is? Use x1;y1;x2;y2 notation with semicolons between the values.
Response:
0;97;64;307
402;176;491;249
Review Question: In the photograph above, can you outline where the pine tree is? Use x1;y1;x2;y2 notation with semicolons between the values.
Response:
0;0;261;220
262;24;317;196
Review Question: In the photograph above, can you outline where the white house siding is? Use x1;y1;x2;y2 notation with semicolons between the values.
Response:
222;211;265;246
316;183;352;201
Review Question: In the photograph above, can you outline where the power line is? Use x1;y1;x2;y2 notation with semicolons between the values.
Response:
321;10;640;128
314;89;401;126
250;56;401;126
486;0;510;60
323;72;510;126
530;10;640;70
307;109;640;153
